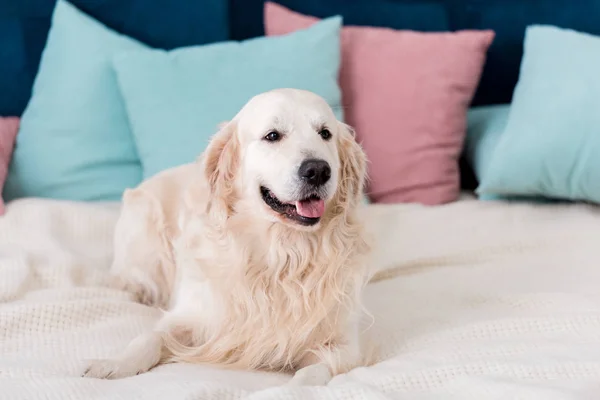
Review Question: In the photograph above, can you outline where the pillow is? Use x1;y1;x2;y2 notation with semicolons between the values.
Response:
465;105;510;184
265;2;494;205
112;16;342;179
477;26;600;204
464;105;510;201
0;117;19;215
4;0;146;202
1;0;228;116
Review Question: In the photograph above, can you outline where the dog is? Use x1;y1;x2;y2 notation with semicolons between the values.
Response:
82;88;371;386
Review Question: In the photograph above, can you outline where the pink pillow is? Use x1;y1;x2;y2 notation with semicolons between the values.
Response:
0;117;19;215
265;2;494;205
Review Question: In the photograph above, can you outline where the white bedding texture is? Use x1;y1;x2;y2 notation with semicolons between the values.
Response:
2;196;600;399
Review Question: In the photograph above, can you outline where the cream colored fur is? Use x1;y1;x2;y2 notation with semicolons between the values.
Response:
83;89;371;385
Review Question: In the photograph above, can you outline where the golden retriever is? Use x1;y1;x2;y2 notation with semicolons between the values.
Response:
82;88;371;386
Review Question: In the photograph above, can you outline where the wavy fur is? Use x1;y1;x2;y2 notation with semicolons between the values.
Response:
83;89;372;384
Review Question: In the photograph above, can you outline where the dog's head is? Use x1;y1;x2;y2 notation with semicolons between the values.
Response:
202;88;367;231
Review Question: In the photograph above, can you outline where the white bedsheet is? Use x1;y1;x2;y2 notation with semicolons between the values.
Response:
2;196;600;399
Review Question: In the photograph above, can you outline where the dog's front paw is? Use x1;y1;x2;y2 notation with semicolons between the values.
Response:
81;359;148;379
287;363;332;386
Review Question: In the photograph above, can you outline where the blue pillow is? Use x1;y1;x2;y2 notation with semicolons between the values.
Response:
4;0;146;202
465;104;565;204
465;105;510;201
477;25;600;204
0;0;228;116
465;105;511;184
112;17;343;179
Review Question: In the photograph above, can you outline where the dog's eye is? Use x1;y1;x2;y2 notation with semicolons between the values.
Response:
319;128;332;141
264;131;282;142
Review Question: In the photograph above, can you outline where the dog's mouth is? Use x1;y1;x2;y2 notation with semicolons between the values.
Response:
260;186;325;226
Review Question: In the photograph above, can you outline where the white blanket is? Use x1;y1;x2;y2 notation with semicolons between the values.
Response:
2;196;600;399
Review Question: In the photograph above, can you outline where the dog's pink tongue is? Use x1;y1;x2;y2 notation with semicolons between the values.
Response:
295;199;325;218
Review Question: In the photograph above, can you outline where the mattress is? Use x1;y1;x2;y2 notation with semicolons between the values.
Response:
2;196;600;399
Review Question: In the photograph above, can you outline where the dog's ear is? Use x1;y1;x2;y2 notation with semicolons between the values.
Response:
202;121;240;219
334;122;368;212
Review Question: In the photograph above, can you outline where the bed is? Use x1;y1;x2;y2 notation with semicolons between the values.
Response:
2;196;600;399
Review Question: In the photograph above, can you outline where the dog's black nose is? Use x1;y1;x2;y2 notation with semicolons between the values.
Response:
298;159;331;186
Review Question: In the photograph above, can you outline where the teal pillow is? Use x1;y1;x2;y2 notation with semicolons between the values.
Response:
4;0;146;202
112;17;342;179
465;104;510;202
477;25;600;204
465;104;511;184
466;104;564;204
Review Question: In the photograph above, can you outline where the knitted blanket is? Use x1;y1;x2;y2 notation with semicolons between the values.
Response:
2;196;600;399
